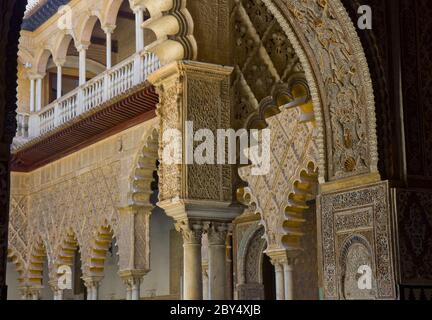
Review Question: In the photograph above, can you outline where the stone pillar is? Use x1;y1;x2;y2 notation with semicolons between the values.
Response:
103;25;115;69
29;77;35;112
202;262;209;300
120;270;145;301
268;250;297;300
35;75;43;112
176;221;204;300
274;263;285;300
77;44;88;86
55;60;65;100
208;223;228;300
283;260;294;300
150;61;243;300
134;8;144;52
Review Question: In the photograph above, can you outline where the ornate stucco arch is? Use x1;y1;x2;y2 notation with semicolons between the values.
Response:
261;0;378;182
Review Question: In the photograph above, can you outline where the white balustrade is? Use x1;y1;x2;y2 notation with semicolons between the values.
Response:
19;52;161;144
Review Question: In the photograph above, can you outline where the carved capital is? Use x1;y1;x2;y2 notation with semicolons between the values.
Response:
175;220;204;245
119;269;146;288
207;222;230;246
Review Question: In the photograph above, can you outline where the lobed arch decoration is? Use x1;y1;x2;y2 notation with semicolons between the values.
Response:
127;126;159;208
6;247;27;286
84;224;115;279
238;103;319;252
24;237;47;289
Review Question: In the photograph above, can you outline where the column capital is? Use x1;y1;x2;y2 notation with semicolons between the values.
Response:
54;58;66;67
102;24;116;34
76;42;90;52
30;73;45;80
175;219;204;245
119;269;147;282
266;249;298;266
82;276;103;288
206;222;230;246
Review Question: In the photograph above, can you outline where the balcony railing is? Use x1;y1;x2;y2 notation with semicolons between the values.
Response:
16;51;161;146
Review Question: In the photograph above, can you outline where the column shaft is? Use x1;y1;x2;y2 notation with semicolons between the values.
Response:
283;262;294;300
274;264;285;300
79;48;87;86
208;243;226;300
29;78;35;112
106;31;112;69
135;9;144;52
57;65;62;100
202;266;209;300
35;77;42;111
131;280;140;300
183;242;203;300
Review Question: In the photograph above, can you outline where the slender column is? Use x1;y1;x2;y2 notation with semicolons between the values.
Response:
126;286;132;300
77;44;88;86
56;63;63;100
177;221;204;300
29;77;35;112
134;8;144;52
103;25;115;69
283;261;294;300
274;263;285;300
35;76;43;112
207;223;228;300
202;263;209;300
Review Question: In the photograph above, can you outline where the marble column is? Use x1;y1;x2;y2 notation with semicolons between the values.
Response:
274;263;285;300
35;75;43;112
208;223;228;300
283;261;294;300
202;263;209;300
103;25;115;69
29;77;35;112
134;8;144;52
77;44;88;86
55;61;64;100
177;221;204;300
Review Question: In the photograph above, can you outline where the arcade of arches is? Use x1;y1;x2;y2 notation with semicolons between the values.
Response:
0;0;431;300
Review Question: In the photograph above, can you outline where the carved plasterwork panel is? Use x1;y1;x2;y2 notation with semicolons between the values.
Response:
239;107;318;251
153;62;234;204
319;182;396;300
8;122;158;284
